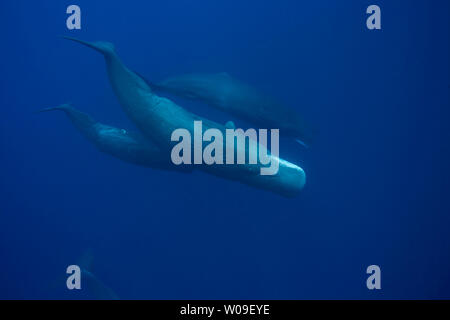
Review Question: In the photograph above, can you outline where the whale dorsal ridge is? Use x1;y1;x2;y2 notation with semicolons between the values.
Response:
225;121;236;129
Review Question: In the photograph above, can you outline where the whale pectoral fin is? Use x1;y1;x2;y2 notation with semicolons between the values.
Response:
295;139;309;149
36;103;73;113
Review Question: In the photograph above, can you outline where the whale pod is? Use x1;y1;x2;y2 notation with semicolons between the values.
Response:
64;37;306;197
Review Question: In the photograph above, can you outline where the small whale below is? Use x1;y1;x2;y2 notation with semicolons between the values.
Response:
37;104;191;172
146;72;314;147
46;249;119;300
76;249;119;300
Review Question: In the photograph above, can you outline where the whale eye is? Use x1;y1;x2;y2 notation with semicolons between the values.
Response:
121;129;127;134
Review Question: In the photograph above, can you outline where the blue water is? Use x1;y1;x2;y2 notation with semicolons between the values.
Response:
1;0;449;299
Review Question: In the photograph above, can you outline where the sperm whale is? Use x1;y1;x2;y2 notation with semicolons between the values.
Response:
38;104;189;172
148;72;314;147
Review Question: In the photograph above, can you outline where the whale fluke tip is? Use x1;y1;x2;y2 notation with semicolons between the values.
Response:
63;36;115;54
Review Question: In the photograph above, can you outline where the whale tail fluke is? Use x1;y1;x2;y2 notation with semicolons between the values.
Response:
78;249;120;300
63;36;115;56
37;104;96;128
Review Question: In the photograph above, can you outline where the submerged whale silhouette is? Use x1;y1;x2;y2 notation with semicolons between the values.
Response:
77;250;119;300
38;104;189;172
148;72;314;147
72;249;119;300
47;249;119;300
63;37;306;197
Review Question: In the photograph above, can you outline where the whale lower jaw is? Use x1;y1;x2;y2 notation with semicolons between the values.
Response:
243;162;306;197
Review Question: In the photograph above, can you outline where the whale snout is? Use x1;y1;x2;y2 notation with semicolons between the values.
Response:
275;159;306;197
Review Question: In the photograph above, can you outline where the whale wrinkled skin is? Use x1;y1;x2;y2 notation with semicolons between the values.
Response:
38;104;189;172
64;37;306;197
151;72;314;147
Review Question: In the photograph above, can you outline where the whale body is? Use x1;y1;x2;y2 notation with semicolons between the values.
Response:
150;72;314;147
64;37;306;197
38;104;189;172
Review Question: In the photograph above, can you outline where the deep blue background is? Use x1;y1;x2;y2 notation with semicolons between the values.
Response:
0;0;449;299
